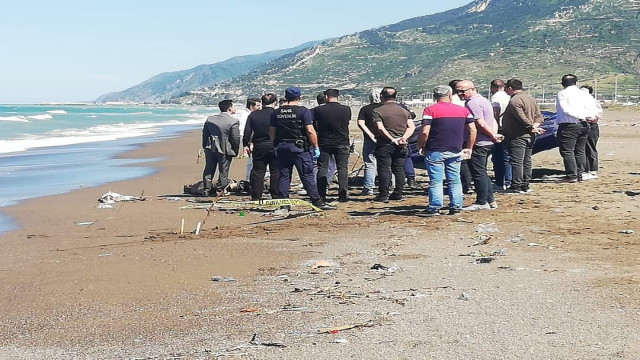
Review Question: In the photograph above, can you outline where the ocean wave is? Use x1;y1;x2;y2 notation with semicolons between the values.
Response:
46;110;67;114
26;114;53;120
0;116;29;122
0;119;202;154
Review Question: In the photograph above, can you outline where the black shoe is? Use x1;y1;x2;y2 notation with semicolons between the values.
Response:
312;200;336;211
559;177;578;183
338;196;349;203
504;185;524;194
448;208;461;215
373;195;389;203
417;208;440;217
389;193;404;201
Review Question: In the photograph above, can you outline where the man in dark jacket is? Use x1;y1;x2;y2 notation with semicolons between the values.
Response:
269;87;335;210
243;93;279;200
502;79;544;193
202;100;240;195
313;89;352;202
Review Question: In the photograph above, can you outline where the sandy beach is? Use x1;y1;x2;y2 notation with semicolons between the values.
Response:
1;109;639;359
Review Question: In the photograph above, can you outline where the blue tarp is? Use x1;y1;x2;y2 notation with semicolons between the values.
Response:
532;111;558;154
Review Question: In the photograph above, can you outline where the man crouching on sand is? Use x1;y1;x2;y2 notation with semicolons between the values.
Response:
417;85;476;217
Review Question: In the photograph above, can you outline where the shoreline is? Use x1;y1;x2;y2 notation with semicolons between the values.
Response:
0;124;203;234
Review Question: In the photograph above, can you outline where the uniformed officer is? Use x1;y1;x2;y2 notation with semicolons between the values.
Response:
269;87;336;210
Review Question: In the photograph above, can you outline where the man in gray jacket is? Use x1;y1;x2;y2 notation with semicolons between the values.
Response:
202;99;240;195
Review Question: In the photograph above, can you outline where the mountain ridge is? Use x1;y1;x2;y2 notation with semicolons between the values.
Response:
95;41;320;103
169;0;640;105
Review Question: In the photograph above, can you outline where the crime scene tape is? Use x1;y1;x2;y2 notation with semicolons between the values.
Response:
180;198;323;212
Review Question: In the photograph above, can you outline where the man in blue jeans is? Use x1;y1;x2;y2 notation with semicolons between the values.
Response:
417;85;477;216
356;88;383;195
490;79;512;189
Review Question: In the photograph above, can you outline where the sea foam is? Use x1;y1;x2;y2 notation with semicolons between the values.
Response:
0;118;203;154
0;116;29;122
46;110;67;114
26;114;53;120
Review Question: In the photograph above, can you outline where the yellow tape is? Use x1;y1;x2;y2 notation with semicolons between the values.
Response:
243;198;322;212
180;198;323;212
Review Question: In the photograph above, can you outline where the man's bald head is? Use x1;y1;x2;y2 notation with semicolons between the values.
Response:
455;80;477;100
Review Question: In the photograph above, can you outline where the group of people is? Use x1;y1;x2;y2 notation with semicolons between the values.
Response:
201;87;350;210
201;73;602;214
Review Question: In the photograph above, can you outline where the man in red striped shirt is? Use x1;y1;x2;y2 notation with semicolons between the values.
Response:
416;85;477;217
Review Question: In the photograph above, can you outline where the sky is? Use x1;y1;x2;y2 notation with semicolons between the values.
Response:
0;0;472;104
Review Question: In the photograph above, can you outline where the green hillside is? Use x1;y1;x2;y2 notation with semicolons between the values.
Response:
170;0;640;105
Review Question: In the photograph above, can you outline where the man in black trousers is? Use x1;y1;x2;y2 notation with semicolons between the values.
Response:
243;93;279;200
372;87;415;202
313;89;352;202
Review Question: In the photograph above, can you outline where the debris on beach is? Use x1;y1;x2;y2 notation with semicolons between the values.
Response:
619;229;634;234
370;263;388;270
492;249;508;256
96;203;113;209
458;292;470;301
280;304;307;312
370;263;399;274
460;250;497;258
317;321;376;334
475;257;496;264
240;307;259;313
310;260;334;269
98;191;145;203
476;222;499;233
74;221;95;226
249;334;286;348
210;276;237;283
471;234;492;246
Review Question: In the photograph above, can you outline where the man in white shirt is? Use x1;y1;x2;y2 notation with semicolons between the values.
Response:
555;74;600;182
489;79;512;190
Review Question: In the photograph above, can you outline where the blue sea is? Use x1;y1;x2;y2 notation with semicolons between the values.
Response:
0;104;217;235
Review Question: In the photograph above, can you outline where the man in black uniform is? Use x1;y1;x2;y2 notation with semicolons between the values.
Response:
313;89;352;202
243;93;279;200
269;87;335;210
